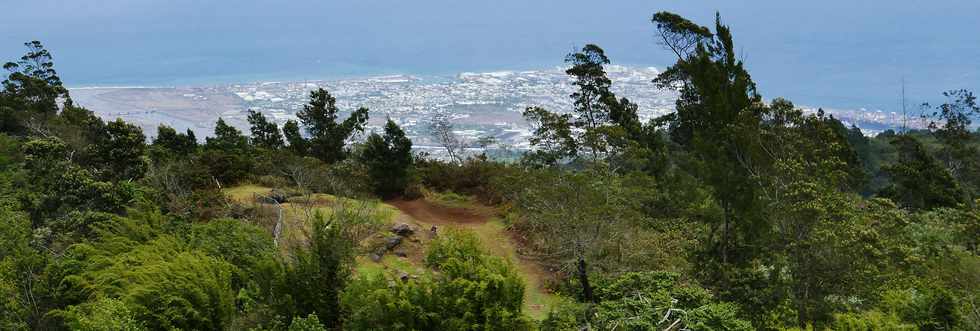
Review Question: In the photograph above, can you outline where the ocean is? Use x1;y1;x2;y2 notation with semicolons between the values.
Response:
2;0;978;112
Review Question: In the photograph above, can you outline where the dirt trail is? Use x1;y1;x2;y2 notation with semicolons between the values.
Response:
385;198;558;319
387;198;487;225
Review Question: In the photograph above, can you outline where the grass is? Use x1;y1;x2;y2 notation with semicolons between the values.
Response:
424;189;475;209
224;184;560;320
224;184;273;202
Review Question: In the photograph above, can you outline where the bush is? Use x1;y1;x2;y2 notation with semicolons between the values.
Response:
61;298;146;331
342;230;533;330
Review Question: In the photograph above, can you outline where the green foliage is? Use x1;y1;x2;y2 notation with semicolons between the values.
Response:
21;137;137;224
360;119;414;197
343;230;533;330
86;118;148;181
880;135;965;210
283;119;308;156
61;298;147;331
187;218;276;281
151;124;197;158
828;310;916;331
296;88;369;163
287;313;327;331
64;235;236;330
0;200;44;330
248;110;285;150
1;41;66;135
281;212;356;328
543;271;751;331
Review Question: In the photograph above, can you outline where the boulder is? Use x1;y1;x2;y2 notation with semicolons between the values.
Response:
391;223;414;236
384;236;402;250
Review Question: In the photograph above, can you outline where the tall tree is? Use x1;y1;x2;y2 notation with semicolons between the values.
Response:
205;118;248;151
880;135;965;210
282;119;307;156
152;125;198;156
247;110;284;150
565;44;619;159
296;88;369;163
652;12;765;264
86;118;148;181
428;111;465;165
1;41;68;135
360;119;413;197
926;89;980;193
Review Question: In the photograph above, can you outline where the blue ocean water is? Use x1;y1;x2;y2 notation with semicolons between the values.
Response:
1;0;977;111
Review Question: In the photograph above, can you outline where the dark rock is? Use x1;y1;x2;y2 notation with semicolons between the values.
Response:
268;189;288;204
391;223;414;236
399;272;410;281
384;236;402;250
394;250;408;257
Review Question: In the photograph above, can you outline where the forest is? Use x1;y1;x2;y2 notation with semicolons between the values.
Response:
1;11;979;331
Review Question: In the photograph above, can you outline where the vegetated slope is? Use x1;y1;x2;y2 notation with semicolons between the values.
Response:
385;196;560;319
224;185;559;319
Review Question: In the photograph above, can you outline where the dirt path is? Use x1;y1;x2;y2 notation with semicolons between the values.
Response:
385;198;559;319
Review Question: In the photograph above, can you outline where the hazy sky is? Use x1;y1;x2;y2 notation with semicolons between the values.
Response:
2;0;978;111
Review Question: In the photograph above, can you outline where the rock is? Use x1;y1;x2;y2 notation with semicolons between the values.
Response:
369;253;382;262
384;236;402;250
391;223;414;236
268;189;288;203
394;250;408;257
399;272;410;281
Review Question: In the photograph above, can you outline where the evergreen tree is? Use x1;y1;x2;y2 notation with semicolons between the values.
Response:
652;12;765;264
247;110;284;150
360;119;413;197
880;135;965;210
296;88;369;163
206;118;248;151
282;119;307;156
87;118;148;181
152;125;197;156
0;41;67;135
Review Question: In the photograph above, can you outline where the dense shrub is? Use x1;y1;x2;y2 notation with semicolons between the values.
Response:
342;230;533;330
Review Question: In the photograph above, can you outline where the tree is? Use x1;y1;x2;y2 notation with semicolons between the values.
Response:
152;125;197;156
282;119;307;156
296;88;369;163
1;41;67;135
282;212;356;328
880;135;965;210
206;118;249;151
86;119;148;181
428;111;465;164
926;89;980;194
200;118;253;185
652;11;765;264
360;119;413;197
522;106;577;167
247;110;284;150
510;169;639;303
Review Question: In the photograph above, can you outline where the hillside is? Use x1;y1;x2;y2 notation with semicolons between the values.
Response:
225;185;560;319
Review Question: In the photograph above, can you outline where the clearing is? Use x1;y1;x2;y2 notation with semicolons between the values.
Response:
223;185;560;319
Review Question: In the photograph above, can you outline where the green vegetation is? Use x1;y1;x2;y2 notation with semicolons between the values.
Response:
1;11;979;331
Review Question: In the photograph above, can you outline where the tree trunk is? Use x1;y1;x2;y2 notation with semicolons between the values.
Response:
578;257;595;303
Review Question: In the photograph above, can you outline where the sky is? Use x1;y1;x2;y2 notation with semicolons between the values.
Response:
1;0;978;111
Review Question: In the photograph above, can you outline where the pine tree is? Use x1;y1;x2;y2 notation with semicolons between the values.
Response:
297;88;369;163
247;110;284;150
360;119;413;197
